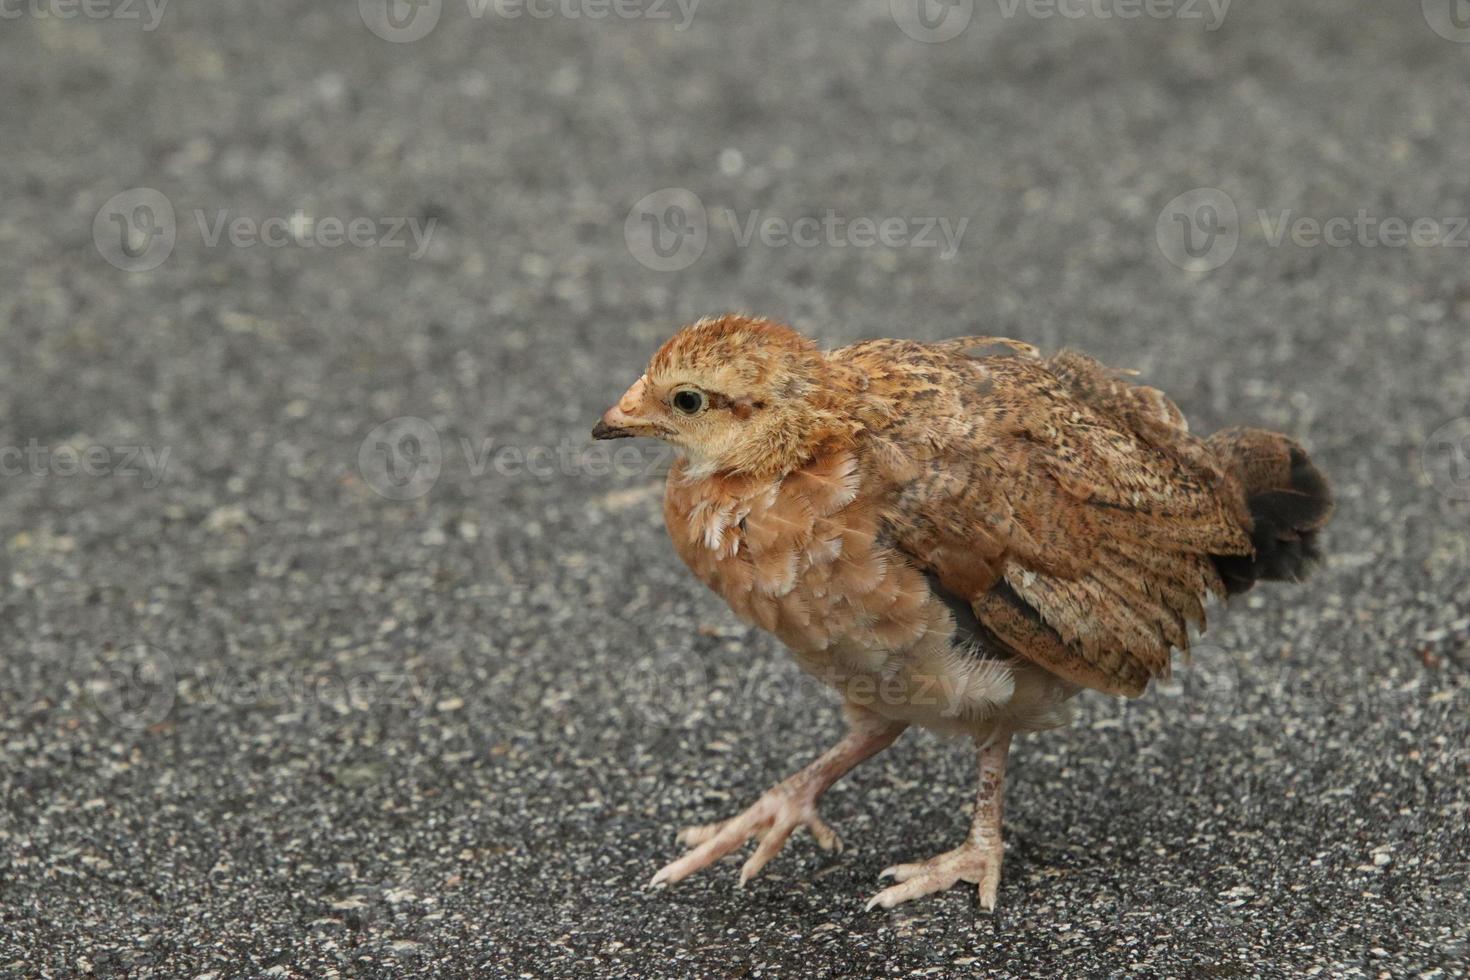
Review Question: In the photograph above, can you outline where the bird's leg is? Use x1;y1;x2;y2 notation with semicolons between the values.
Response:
651;709;907;889
866;728;1013;912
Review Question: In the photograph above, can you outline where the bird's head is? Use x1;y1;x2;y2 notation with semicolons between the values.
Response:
592;315;860;478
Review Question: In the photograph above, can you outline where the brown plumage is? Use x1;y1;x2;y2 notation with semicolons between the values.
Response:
593;314;1333;911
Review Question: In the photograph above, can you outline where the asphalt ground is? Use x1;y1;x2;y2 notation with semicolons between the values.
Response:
1;1;1468;976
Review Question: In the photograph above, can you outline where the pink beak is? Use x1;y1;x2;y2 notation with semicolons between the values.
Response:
591;376;650;440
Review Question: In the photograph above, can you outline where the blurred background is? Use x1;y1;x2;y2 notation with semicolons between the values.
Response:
1;1;1467;975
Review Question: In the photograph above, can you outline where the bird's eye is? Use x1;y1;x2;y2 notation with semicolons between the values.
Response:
672;389;706;415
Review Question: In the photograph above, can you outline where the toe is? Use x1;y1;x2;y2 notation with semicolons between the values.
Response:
739;823;795;885
676;821;724;847
656;819;759;885
977;869;1001;911
805;815;843;853
866;843;1002;910
877;862;925;883
648;863;675;889
865;876;935;911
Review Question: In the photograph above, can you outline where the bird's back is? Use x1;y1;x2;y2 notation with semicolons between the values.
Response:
830;336;1333;697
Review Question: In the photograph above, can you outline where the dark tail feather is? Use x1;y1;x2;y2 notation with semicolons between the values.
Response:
1206;428;1334;596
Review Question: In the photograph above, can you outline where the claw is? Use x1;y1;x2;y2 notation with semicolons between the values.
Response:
648;723;907;894
863;840;1004;912
739;823;792;884
877;862;924;882
650;784;841;889
807;815;843;852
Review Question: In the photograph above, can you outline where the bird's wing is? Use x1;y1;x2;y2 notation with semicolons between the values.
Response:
835;338;1252;697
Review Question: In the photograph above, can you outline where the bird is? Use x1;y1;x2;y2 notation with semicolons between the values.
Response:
591;314;1333;912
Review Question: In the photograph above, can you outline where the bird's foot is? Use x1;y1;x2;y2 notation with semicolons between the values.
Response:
649;779;842;889
865;835;1004;912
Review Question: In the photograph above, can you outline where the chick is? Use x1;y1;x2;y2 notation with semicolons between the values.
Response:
593;315;1333;911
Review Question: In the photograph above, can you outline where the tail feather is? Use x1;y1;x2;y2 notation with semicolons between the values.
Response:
1206;428;1334;596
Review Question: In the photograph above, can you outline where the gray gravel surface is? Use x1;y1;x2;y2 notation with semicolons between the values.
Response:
2;1;1468;977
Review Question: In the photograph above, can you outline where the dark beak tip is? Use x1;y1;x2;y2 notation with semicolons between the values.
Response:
591;420;632;441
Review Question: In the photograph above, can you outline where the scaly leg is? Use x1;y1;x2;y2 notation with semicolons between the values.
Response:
651;709;907;888
866;728;1013;912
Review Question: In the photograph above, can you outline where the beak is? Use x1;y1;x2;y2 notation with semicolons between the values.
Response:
590;419;633;440
591;376;651;441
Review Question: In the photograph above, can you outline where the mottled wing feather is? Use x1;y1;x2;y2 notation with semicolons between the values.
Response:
837;339;1252;698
